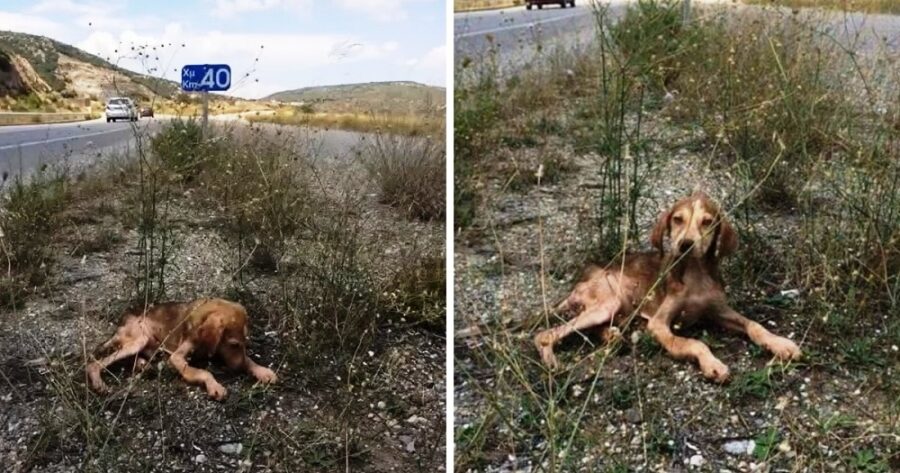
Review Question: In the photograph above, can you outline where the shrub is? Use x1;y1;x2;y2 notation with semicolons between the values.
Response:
150;118;213;178
363;132;445;221
0;172;68;307
611;0;697;91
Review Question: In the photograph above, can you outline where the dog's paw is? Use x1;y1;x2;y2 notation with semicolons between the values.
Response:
254;366;278;384
536;347;560;371
207;382;228;401
132;357;149;374
700;357;730;383
90;380;110;394
534;333;560;370
768;337;801;361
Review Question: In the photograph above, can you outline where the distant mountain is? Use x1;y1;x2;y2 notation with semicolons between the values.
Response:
264;81;445;116
0;30;179;106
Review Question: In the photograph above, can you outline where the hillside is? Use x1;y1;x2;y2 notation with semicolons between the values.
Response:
0;30;183;113
264;81;445;116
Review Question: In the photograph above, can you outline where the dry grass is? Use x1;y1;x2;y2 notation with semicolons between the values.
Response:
0;115;446;471
742;0;900;14
454;1;899;471
363;132;446;221
247;107;444;136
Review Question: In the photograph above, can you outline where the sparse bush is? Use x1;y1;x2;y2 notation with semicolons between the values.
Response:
0;172;68;308
384;246;445;329
611;0;697;91
195;126;313;273
363;132;445;221
149;118;210;177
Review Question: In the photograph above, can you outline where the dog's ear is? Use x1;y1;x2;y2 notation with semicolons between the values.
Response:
716;216;738;258
650;209;671;253
194;316;224;354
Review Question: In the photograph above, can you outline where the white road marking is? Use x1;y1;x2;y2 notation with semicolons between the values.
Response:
456;11;588;38
0;127;130;151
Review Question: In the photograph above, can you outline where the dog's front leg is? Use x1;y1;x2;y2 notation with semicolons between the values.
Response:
647;297;729;382
168;341;228;400
712;305;801;361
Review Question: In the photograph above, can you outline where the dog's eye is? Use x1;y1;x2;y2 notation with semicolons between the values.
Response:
701;217;713;226
672;215;684;225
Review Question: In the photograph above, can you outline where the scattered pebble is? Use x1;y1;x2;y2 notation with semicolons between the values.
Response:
723;439;755;456
219;443;243;455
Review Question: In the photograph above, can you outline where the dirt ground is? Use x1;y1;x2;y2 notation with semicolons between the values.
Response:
0;129;446;472
453;116;899;472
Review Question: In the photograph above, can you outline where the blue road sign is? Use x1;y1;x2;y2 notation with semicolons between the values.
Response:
181;64;231;92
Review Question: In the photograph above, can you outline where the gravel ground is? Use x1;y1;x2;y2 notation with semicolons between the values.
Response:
0;137;446;472
453;113;899;472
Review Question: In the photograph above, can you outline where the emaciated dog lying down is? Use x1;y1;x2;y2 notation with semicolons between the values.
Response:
87;298;277;400
534;191;801;382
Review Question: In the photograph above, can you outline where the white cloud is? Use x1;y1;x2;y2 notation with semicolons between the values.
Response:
75;25;406;98
400;45;445;85
334;0;415;21
211;0;435;22
211;0;313;18
0;11;63;38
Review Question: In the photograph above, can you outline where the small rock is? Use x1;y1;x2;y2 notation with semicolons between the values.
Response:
689;454;705;468
219;442;243;455
377;401;387;410
399;435;416;453
624;408;642;424
723;439;755;456
406;415;426;424
193;454;207;464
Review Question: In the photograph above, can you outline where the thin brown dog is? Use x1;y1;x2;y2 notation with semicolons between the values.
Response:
534;191;801;382
87;298;277;400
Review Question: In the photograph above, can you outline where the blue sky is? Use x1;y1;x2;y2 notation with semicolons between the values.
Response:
0;0;446;98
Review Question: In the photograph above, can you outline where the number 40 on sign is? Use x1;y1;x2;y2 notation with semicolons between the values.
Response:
181;64;231;92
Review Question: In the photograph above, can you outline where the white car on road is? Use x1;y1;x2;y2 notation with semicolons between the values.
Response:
105;97;138;122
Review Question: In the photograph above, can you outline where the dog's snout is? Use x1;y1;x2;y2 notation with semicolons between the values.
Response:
679;240;694;253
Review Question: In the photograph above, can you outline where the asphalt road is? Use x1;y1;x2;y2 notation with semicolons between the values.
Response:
0;111;384;186
455;1;616;72
0;118;163;181
455;0;899;78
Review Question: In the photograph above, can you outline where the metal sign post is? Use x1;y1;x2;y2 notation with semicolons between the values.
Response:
682;0;691;25
181;64;231;138
202;91;209;137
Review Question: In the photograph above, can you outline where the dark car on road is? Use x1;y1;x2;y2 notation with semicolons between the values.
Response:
140;107;154;118
527;0;574;9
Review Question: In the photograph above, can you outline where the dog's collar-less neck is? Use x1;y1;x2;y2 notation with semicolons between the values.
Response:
665;254;720;285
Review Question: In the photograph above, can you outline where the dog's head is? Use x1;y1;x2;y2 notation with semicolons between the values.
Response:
650;191;737;260
194;303;249;370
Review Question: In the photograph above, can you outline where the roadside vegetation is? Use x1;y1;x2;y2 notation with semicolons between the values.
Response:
742;0;900;14
455;1;898;471
0;97;445;470
247;106;444;136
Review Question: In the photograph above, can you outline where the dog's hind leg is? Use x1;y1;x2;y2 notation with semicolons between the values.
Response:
86;334;149;393
534;298;620;370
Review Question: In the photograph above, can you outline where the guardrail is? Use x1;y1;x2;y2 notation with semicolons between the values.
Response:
0;112;96;126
